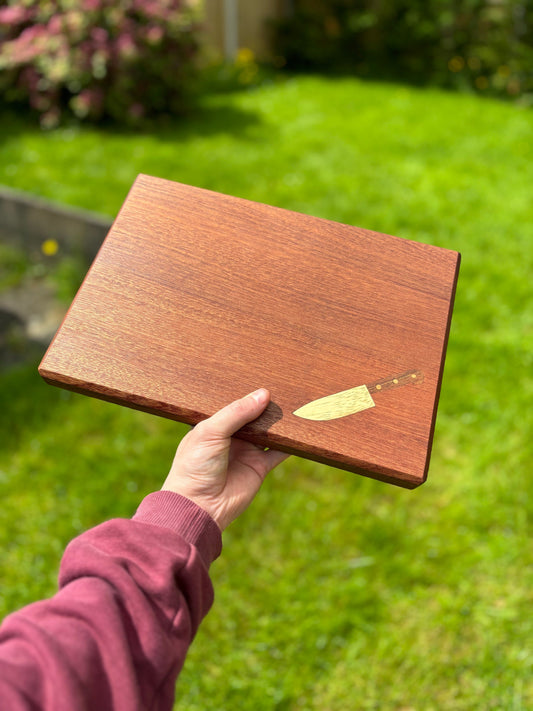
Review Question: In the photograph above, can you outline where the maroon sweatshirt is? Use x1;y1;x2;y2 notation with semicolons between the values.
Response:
0;491;222;710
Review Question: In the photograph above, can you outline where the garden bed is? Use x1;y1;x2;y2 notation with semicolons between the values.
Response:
0;186;111;368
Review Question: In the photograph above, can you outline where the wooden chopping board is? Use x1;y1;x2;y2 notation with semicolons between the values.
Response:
39;174;460;488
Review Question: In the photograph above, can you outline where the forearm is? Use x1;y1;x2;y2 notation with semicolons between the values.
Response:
0;492;222;711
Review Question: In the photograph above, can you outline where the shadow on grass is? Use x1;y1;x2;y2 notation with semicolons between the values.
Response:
0;96;265;147
276;65;523;108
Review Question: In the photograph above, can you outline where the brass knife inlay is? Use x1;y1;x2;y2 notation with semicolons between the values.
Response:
293;369;424;421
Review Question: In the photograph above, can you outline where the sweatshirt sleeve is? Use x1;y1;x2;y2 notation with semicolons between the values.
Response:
0;491;222;711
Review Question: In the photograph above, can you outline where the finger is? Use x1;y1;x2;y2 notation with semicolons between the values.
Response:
247;449;290;485
263;449;291;472
198;389;270;440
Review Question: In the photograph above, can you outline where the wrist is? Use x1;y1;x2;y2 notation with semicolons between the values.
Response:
161;485;225;531
134;491;223;564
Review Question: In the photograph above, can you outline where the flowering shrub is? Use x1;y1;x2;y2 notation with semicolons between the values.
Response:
0;0;202;126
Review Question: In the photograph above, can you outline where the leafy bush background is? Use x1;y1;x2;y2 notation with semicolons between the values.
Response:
0;0;201;127
273;0;533;101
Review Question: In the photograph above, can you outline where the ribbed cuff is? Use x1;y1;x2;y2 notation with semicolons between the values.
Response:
133;491;222;566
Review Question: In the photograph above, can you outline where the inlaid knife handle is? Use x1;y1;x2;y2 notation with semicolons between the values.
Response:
367;369;423;394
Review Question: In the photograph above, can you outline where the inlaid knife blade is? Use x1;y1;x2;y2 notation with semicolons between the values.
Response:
293;370;423;421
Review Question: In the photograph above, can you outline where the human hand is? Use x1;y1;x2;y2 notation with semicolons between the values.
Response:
162;389;289;531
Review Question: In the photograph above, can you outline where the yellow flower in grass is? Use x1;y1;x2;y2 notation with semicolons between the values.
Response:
236;47;254;67
41;239;59;256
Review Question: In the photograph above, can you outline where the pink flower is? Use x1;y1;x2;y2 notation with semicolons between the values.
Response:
116;32;137;59
83;0;102;11
71;87;104;118
48;15;63;34
5;26;47;65
0;6;32;26
146;25;164;45
18;25;48;44
91;27;109;45
134;0;170;22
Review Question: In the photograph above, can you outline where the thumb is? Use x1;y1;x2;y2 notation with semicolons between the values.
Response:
197;389;270;440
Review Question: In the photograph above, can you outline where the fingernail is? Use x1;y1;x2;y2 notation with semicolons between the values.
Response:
250;388;268;405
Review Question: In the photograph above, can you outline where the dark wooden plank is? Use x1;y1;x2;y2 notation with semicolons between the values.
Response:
39;175;460;487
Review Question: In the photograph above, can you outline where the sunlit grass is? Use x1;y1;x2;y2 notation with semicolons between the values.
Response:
1;76;532;709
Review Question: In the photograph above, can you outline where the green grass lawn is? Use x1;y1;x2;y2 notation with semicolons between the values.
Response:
1;75;532;710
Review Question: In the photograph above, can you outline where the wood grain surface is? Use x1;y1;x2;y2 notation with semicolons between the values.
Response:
39;175;460;487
